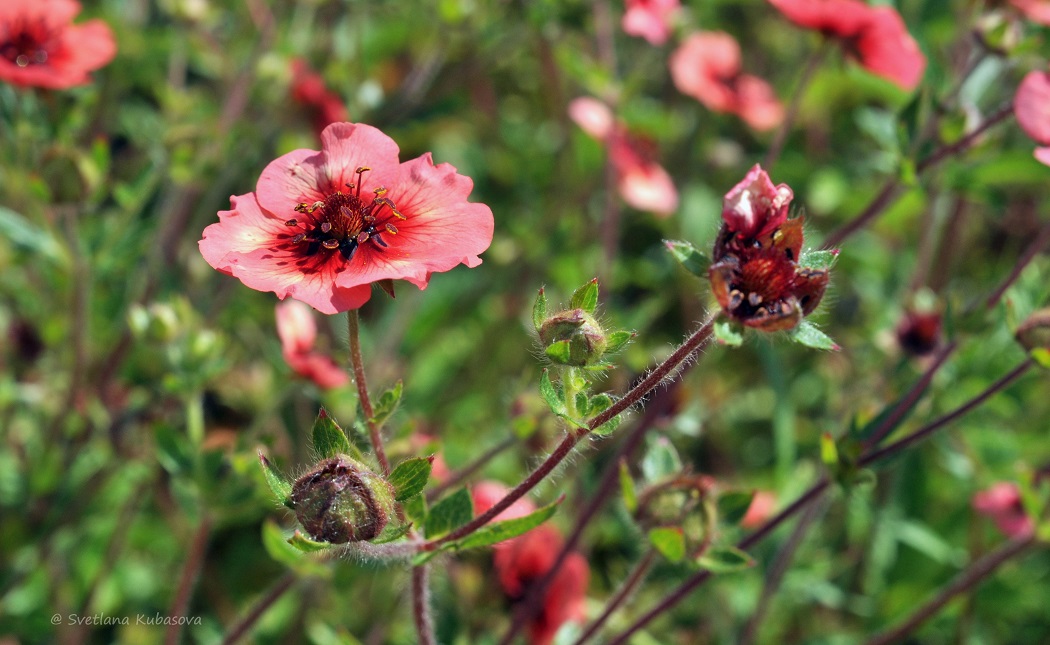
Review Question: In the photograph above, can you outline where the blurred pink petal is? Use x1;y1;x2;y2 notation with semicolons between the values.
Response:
1035;147;1050;166
1011;0;1050;25
275;301;349;389
1015;70;1050;146
740;490;776;529
290;59;350;137
973;482;1034;539
722;163;793;239
472;481;537;522
568;97;615;140
622;0;679;46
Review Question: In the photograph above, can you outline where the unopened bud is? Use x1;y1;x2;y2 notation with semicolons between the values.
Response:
1016;308;1050;352
291;456;396;543
538;309;608;366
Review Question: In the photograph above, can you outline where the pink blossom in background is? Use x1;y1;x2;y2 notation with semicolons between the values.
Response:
766;0;926;91
569;98;679;216
1035;147;1050;167
275;301;349;389
1015;70;1050;146
0;0;116;89
669;32;784;131
622;0;680;46
290;59;350;138
472;481;537;524
1011;0;1050;25
199;122;494;314
972;482;1034;539
741;490;776;529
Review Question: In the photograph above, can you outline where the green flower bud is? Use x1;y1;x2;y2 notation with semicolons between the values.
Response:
1016;308;1050;353
291;456;396;544
538;308;608;366
635;476;715;557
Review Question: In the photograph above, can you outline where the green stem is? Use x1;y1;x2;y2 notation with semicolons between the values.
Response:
347;309;390;475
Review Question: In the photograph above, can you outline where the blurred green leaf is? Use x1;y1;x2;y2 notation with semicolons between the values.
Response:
789;322;839;351
696;546;755;573
714;322;744;347
388;456;433;502
664;239;708;277
620;460;637;513
450;497;562;551
425;488;473;539
649;527;686;562
370;380;404;427
641;438;683;483
259;452;294;509
532;287;548;331
0;206;67;265
717;491;755;526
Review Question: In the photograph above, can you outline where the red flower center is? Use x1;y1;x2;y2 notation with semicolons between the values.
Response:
0;18;57;68
278;167;405;267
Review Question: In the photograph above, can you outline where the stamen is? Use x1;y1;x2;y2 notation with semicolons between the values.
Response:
357;232;370;244
373;187;387;196
292;233;307;244
322;239;339;249
320;222;332;233
285;219;298;226
385;223;398;235
748;292;762;307
391;209;406;220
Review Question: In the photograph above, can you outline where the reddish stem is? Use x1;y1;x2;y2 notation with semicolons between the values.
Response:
572;550;657;645
348;309;390;475
413;564;436;645
221;573;297;645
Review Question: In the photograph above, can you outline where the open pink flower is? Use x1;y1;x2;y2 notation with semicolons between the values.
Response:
1015;70;1050;146
0;0;115;89
669;32;784;131
766;0;926;91
275;301;349;389
290;59;349;138
200;122;494;315
1011;0;1050;25
709;165;830;331
622;0;679;46
973;482;1034;539
569;97;679;217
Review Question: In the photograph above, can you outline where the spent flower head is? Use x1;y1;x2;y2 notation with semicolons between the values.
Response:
200;122;494;314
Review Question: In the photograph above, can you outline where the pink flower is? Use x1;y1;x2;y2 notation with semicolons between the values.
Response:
740;491;776;529
1015;70;1050;146
199;122;494;314
1011;0;1050;25
973;482;1034;539
275;301;349;389
708;164;830;331
472;481;537;524
1035;147;1050;167
569;98;679;216
669;32;784;131
622;0;679;46
290;59;350;138
766;0;926;91
0;0;116;89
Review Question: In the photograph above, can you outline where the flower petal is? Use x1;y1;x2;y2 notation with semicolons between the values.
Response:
1015;70;1050;146
276;300;318;356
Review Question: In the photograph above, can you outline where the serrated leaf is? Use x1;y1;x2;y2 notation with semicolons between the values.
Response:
649;527;687;562
539;369;567;416
570;279;599;314
574;391;589;416
588;394;621;435
532;287;548;331
664;239;707;277
696;546;755;573
714;321;743;347
789;321;839;351
288;530;332;553
389;456;433;502
641;437;682;483
403;493;427;526
619;461;637;512
717;491;755;526
545;340;574;364
370;380;404;427
259;452;294;509
374;521;414;544
797;249;840;271
605;330;635;353
425;488;473;539
450;497;562;551
313;409;361;460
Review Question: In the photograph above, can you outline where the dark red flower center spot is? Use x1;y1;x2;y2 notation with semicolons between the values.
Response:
0;18;57;68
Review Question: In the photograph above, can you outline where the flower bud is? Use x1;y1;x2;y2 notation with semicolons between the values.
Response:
538;309;608;366
1016;308;1050;353
291;455;396;543
635;476;714;557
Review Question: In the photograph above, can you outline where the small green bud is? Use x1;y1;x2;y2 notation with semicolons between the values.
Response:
1016;308;1050;353
291;456;396;544
538;308;608;366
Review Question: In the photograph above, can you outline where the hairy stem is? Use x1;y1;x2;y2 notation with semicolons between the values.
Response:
221;572;297;645
348;309;390;475
982;217;1050;311
165;514;212;645
573;550;657;645
413;565;437;645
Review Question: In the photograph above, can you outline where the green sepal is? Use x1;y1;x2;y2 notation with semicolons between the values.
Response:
370;380;404;427
716;491;755;526
714;321;744;347
389;456;434;502
374;521;414;544
260;520;329;576
696;546;755;573
789;321;839;351
259;452;294;509
648;527;687;562
287;530;332;553
619;460;637;513
587;394;621;435
797;249;840;271
448;497;562;552
664;239;707;277
545;340;574;364
569;278;599;314
312;409;363;461
424;488;474;539
1031;347;1050;370
403;493;428;526
532;287;548;332
540;369;567;416
605;330;635;353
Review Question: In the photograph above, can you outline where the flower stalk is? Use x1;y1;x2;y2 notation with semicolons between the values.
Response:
348;309;390;475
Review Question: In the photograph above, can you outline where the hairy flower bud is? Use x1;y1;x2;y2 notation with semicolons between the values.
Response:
291;456;396;543
538;309;608;366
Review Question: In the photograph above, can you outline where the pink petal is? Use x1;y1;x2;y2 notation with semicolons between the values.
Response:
853;7;926;91
275;300;318;355
472;481;537;521
734;74;785;131
669;31;741;112
1035;147;1050;166
1015;70;1050;146
766;0;872;36
62;20;117;72
622;0;679;46
1011;0;1050;26
284;351;350;389
722;164;793;238
617;160;679;217
568;97;615;140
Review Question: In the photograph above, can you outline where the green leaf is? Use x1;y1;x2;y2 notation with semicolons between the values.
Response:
0;205;67;265
539;369;567;416
370;380;404;427
696;546;755;573
532;287;548;331
797;249;840;270
605;330;635;353
545;340;573;364
389;456;433;502
425;488;474;539
261;521;329;576
820;432;839;469
714;321;744;347
403;493;427;526
313;409;361;460
649;527;687;562
641;437;683;483
288;530;332;553
259;452;295;509
1031;347;1050;370
619;460;637;513
155;425;194;475
588;394;622;435
717;491;755;526
412;550;441;566
789;321;840;351
664;239;707;277
569;278;599;314
374;521;414;544
451;497;562;551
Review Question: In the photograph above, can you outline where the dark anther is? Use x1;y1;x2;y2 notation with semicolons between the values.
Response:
322;239;339;249
292;233;306;244
321;222;332;233
285;219;298;226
